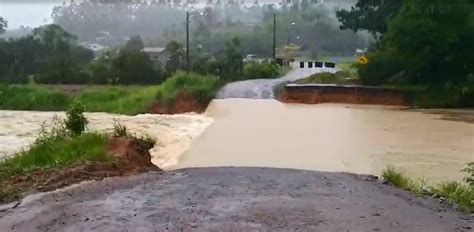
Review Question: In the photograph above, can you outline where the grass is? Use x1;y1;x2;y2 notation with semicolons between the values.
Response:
1;72;221;114
155;71;220;104
0;84;160;115
78;86;160;115
382;167;474;212
383;85;474;108
0;84;71;111
0;132;112;180
337;61;358;79
295;72;358;85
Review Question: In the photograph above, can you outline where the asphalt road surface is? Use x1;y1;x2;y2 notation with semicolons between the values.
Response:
1;167;472;231
217;63;324;99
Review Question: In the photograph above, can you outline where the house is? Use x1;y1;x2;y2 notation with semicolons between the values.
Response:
141;47;167;63
80;41;107;53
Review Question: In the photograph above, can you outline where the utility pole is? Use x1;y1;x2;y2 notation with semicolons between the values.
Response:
273;12;276;60
186;11;190;74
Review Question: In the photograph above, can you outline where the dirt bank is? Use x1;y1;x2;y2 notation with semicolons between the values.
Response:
279;84;407;106
1;167;471;231
149;92;209;114
0;137;160;203
0;110;213;170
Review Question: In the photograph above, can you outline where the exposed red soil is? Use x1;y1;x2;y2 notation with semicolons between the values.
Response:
279;86;408;106
149;92;209;114
0;137;160;203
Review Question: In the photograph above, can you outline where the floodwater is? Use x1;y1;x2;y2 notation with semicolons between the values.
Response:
0;101;472;183
179;99;474;183
0;110;213;170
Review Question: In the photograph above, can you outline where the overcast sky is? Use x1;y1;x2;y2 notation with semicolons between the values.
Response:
0;1;61;29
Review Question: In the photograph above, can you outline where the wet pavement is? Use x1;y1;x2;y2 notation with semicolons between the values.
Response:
0;167;472;232
216;63;322;99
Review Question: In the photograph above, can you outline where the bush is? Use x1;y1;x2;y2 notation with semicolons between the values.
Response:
462;162;474;188
155;71;220;104
113;121;128;137
243;61;279;80
358;52;406;85
65;100;88;135
111;49;164;85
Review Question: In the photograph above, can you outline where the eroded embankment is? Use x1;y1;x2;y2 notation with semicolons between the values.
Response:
279;84;407;106
0;136;160;203
0;111;213;170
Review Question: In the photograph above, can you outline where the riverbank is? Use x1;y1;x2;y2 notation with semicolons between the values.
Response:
276;73;474;108
0;72;221;115
0;110;213;170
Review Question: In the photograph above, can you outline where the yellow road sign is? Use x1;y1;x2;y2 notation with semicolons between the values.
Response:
358;55;368;65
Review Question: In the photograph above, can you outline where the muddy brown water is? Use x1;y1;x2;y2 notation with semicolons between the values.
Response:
0;101;473;183
179;99;474;183
0;111;213;170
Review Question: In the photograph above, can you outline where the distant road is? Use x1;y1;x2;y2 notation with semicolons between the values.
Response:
1;167;471;231
217;63;322;99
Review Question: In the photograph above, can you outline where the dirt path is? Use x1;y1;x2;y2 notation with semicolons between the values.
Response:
0;167;471;231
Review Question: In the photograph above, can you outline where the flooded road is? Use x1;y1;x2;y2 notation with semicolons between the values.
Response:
179;99;474;183
0;111;213;170
217;62;323;99
0;101;472;183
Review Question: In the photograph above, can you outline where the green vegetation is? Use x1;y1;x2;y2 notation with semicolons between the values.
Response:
0;84;71;111
78;86;160;115
382;166;474;212
0;102;157;202
295;72;357;85
65;101;88;135
243;61;280;80
407;86;474;108
0;132;110;179
0;84;160;115
340;0;474;108
155;71;220;104
0;104;111;181
463;162;474;188
112;121;129;137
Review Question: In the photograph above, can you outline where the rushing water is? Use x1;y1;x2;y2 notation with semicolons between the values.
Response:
0;110;213;170
0;102;472;183
179;99;474;183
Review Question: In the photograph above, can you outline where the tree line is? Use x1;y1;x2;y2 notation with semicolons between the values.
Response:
337;0;474;87
0;23;278;85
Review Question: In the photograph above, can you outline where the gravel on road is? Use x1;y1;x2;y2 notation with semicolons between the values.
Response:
0;167;472;232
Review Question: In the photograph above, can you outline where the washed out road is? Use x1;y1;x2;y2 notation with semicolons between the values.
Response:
217;62;322;99
1;167;472;232
1;65;473;231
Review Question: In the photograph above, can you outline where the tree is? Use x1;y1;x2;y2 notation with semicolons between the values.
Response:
218;38;243;82
164;40;185;77
112;49;164;84
124;35;145;52
336;0;402;37
359;0;474;85
0;17;7;34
